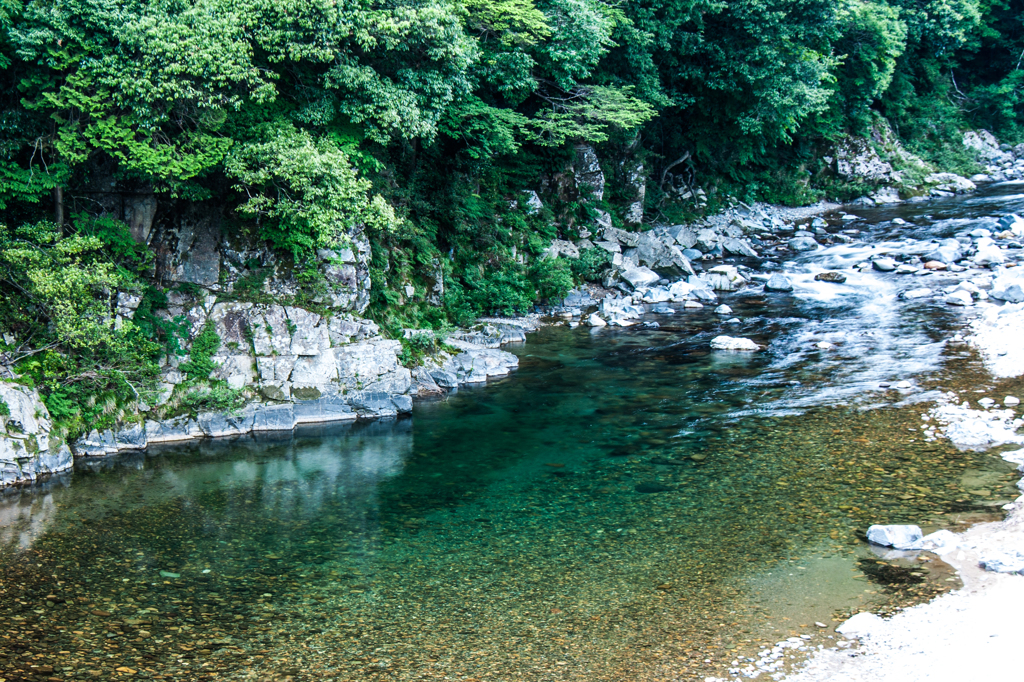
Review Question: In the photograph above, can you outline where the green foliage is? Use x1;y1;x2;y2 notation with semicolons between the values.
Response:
225;120;397;259
570;247;612;282
174;384;246;415
529;257;574;302
179;321;220;383
0;397;9;418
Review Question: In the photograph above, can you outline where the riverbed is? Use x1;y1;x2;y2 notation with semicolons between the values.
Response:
2;185;1023;682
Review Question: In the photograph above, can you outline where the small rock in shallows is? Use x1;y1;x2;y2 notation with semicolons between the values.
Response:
895;380;912;389
1006;396;1020;406
710;336;760;351
816;341;834;349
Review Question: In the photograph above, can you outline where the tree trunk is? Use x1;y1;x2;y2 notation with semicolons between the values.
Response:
53;185;65;234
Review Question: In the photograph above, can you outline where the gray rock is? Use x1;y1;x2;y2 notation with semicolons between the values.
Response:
764;274;794;292
145;416;203;443
788;237;819;252
252;403;297;431
391;395;414;414
704;265;748;292
601;225;641;248
293;396;356;424
634;234;696;278
198;405;256;438
350;391;399;418
872;258;897;272
411;367;444;396
695;228;721;254
429;369;460;389
651;305;675;314
722;238;758;258
681;248;703;260
444;349;520;384
574;145;605;201
923;239;963;264
866;524;923;549
620;265;661;290
665;225;698;249
114;424;147;450
978;550;1024;574
990;270;1024;303
900;288;933;299
814;271;847;283
945;290;974;306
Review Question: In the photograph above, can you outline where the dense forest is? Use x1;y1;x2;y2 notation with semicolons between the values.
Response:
1;0;1023;434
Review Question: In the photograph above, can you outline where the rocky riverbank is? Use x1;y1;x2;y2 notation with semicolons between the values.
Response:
0;129;1017;489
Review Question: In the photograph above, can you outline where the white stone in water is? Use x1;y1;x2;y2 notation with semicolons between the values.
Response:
836;612;886;639
727;318;741;324
979;397;996;408
816;341;834;349
586;313;607;327
867;524;923;549
715;304;733;315
895;380;912;389
1006;396;1020;406
945;290;974;306
683;300;704;309
710;335;760;351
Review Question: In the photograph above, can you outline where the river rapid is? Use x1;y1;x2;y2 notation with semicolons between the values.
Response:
2;185;1024;682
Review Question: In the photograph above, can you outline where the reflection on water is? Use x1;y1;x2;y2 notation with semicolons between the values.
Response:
1;186;1023;681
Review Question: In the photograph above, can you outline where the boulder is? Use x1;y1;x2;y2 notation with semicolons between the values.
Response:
945;290;974;306
721;238;758;258
764;274;794;292
546;239;580;260
601;225;641;248
923;239;963;264
444;349;520;384
634;234;695;278
710;336;760;351
695;228;721;253
815;271;847;283
788;237;819;252
664;225;698;249
925;173;976;194
704;265;748;292
866;524;923;549
978;550;1024;574
973;242;1006;266
990;270;1024;303
872;258;897;272
0;382;73;485
620;265;661;289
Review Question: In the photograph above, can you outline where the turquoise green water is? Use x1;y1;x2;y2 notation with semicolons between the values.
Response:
4;184;1024;681
0;323;1019;682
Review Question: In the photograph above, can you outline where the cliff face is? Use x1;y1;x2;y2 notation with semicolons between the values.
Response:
0;383;73;486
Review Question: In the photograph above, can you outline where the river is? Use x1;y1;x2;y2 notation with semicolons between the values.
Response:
2;185;1023;681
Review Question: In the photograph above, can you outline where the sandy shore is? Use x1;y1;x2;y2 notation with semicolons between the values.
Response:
778;302;1024;682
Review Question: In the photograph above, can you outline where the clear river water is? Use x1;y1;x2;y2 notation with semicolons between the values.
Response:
2;185;1024;682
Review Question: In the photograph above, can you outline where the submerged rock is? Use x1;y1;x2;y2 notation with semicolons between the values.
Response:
814;271;847;283
788;237;819;252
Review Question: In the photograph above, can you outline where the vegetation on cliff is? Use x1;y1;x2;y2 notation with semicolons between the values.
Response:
0;0;1022;432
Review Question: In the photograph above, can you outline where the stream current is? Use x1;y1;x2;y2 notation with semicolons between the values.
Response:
3;185;1024;682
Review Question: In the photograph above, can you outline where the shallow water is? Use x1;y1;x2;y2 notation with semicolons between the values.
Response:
2;187;1024;682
